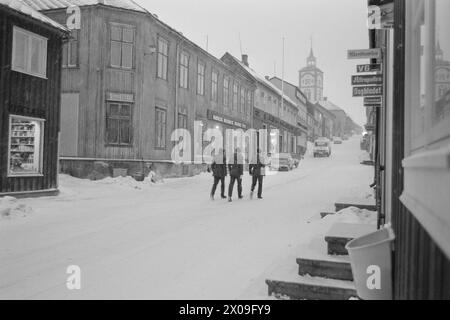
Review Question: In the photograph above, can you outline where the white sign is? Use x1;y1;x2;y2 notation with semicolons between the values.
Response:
347;49;382;60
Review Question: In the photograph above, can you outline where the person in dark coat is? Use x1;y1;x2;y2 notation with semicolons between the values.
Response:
210;148;227;200
227;148;244;202
249;149;266;199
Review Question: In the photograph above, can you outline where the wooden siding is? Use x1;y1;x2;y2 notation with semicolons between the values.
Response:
44;6;254;162
0;9;64;193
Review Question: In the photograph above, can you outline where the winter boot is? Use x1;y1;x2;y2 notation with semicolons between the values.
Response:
228;197;232;202
250;191;254;199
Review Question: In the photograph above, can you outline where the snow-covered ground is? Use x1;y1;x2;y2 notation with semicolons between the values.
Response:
0;136;373;299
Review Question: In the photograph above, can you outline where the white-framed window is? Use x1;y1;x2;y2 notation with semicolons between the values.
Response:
12;26;47;78
106;102;133;145
401;0;450;258
155;107;167;149
232;82;239;110
240;87;245;113
63;30;79;68
223;76;230;107
406;0;450;152
157;36;169;80
8;115;45;176
211;70;218;102
246;90;252;115
110;23;134;69
197;60;205;95
180;51;189;89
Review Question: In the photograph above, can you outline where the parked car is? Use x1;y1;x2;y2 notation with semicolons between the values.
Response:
313;139;331;157
333;136;343;144
269;153;294;171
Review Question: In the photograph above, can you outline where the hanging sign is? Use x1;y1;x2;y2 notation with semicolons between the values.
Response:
352;75;383;86
353;86;383;97
348;48;382;60
356;64;382;73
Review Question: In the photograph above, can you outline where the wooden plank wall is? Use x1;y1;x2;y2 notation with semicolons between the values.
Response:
0;10;63;193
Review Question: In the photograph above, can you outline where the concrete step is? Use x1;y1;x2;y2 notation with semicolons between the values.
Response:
266;276;357;300
325;223;377;255
334;197;377;212
297;257;353;281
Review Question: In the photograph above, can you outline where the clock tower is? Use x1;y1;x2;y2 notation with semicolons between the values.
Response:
299;44;324;103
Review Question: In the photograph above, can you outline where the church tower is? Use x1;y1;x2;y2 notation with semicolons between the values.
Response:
299;41;324;103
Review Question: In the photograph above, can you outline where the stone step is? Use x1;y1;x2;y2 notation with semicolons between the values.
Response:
266;276;357;300
335;197;377;212
297;257;353;281
325;223;377;255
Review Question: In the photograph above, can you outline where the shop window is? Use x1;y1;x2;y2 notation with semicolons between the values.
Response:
155;107;167;149
110;24;134;69
63;30;79;68
12;26;47;78
106;103;132;145
8;115;44;176
157;36;169;80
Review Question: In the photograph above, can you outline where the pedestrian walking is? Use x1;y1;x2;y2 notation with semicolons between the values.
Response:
210;148;227;200
228;148;244;202
249;149;265;199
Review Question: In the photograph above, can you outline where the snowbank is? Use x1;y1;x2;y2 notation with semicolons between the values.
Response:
321;206;377;225
94;172;162;190
0;196;33;221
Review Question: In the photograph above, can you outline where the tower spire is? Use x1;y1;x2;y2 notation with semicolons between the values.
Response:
307;36;316;66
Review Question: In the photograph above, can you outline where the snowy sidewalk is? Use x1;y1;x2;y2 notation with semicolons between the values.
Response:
0;137;373;299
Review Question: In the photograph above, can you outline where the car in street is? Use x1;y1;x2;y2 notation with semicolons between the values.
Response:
333;136;343;144
269;153;295;171
313;139;332;157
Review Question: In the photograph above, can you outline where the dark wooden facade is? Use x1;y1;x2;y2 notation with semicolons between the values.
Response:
0;5;67;196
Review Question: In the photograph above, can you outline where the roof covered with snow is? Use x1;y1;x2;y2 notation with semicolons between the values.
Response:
21;0;147;13
0;0;68;31
224;54;298;108
317;99;345;112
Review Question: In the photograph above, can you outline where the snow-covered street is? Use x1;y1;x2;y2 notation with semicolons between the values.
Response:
0;136;373;299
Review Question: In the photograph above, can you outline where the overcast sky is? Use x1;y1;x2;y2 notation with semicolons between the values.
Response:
135;0;370;126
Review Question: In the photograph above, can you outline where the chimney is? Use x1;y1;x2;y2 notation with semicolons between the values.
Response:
242;54;249;67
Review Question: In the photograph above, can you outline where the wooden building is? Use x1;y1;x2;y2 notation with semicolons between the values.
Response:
0;0;68;197
368;0;449;299
222;53;303;158
25;0;254;178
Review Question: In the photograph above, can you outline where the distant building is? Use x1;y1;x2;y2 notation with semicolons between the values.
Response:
268;77;309;155
0;0;68;197
314;102;335;139
221;53;302;158
299;44;323;103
